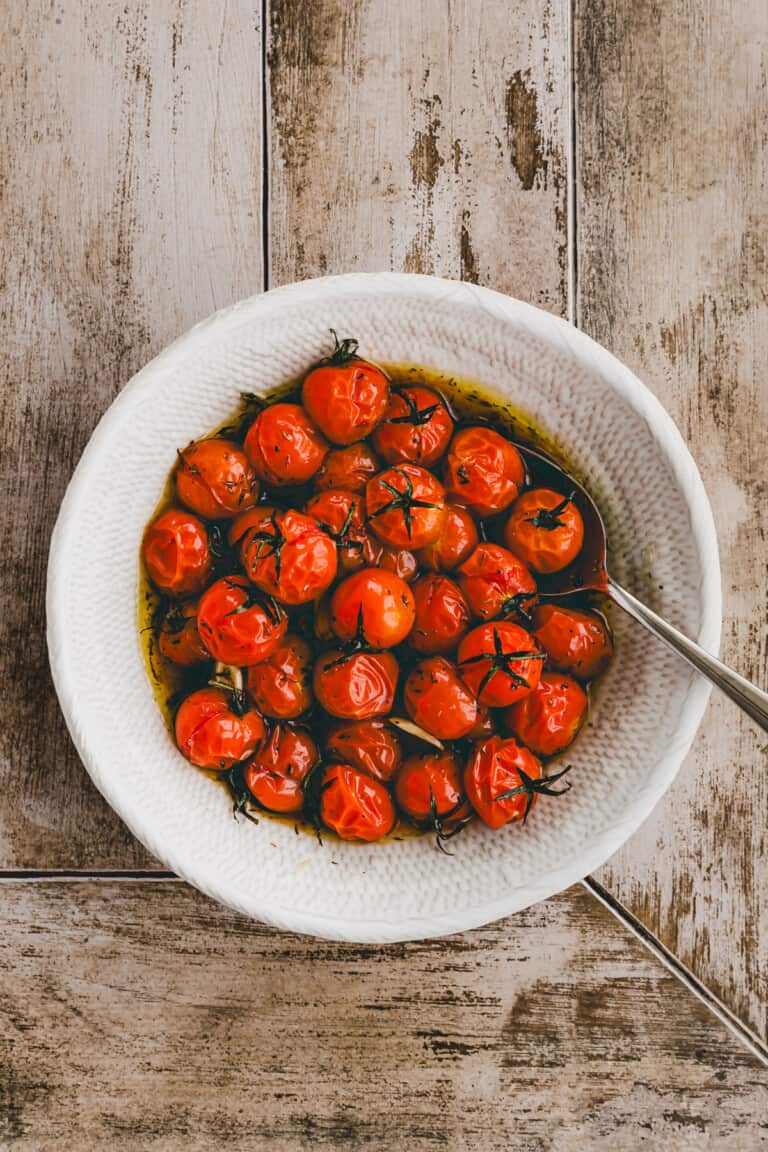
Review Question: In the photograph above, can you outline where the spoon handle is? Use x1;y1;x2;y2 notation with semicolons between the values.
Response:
608;578;768;734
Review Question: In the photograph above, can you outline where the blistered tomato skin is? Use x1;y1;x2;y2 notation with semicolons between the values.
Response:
304;489;370;573
143;509;212;596
532;605;613;680
415;504;479;572
196;575;287;666
245;633;313;719
244;724;318;814
371;386;454;467
312;442;381;493
302;343;390;446
442;426;525;518
403;657;478;740
408;574;471;656
330;568;416;649
175;438;259;520
456;543;538;624
313;650;399;720
457;621;544;708
503;673;588;758
325;719;403;782
244;402;328;486
319;764;396;841
175;687;265;770
231;507;338;605
464;735;543;829
367;540;419;582
394;752;470;824
504;488;584;575
157;600;210;666
366;463;446;549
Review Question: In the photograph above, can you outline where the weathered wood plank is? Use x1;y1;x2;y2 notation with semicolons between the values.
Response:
268;0;569;312
0;0;263;866
577;0;768;1040
0;882;765;1150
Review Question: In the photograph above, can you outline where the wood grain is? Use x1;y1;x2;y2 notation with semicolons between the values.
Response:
577;0;768;1042
0;0;263;867
0;881;765;1150
267;0;569;311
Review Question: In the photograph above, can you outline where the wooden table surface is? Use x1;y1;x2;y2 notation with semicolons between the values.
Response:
2;0;767;1146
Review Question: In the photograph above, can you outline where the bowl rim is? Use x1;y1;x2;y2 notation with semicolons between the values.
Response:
47;272;722;940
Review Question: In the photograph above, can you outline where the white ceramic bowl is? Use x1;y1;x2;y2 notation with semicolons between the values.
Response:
47;273;721;942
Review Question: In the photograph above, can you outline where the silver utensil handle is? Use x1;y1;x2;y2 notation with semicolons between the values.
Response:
609;578;768;734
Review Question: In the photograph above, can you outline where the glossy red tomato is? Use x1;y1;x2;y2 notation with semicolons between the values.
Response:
532;605;613;680
325;719;403;782
329;568;416;649
156;599;210;666
467;703;497;740
504;488;584;574
312;442;381;493
196;575;287;666
143;508;212;596
302;337;390;445
403;657;478;740
408;574;471;656
456;543;538;623
366;463;446;549
394;752;470;825
245;633;313;719
175;687;265;770
319;763;396;841
367;540;419;582
175;438;259;520
371;386;453;467
304;489;369;573
243;402;328;486
465;735;544;829
415;504;479;572
230;507;337;605
503;672;588;757
457;621;544;707
313;649;399;719
244;724;318;813
442;427;525;518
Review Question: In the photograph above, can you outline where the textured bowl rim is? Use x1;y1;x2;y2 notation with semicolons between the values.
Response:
47;273;722;941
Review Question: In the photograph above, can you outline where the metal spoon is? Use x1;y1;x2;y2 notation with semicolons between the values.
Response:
516;445;768;734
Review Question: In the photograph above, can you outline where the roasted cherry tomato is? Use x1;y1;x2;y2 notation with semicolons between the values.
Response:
156;599;210;666
244;724;318;813
143;508;212;596
504;488;584;574
442;427;524;518
197;575;287;666
302;336;390;445
465;735;544;829
230;507;338;605
415;504;479;572
456;543;538;623
394;752;470;825
325;719;403;782
371;386;453;467
467;703;497;740
408;573;471;656
319;763;396;841
175;438;259;520
403;656;478;740
313;649;399;719
367;540;419;582
304;489;369;573
457;621;544;707
312;442;381;493
243;402;328;486
330;568;416;649
366;463;446;549
532;604;613;680
175;687;265;770
503;672;588;757
245;633;313;719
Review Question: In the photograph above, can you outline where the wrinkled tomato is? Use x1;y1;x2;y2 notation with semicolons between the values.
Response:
244;724;318;813
325;719;403;782
366;463;446;549
408;573;471;656
371;385;453;467
175;438;259;520
457;621;544;707
304;489;370;573
532;604;613;680
312;442;381;493
302;338;390;445
196;575;287;666
313;649;399;719
394;752;470;825
319;763;396;841
175;687;265;770
244;402;328;486
143;508;212;596
443;426;524;518
329;568;416;649
403;656;478;740
245;633;313;719
415;503;479;572
503;672;588;757
367;540;419;582
504;488;584;575
230;507;337;605
157;599;210;666
464;734;544;829
456;543;538;623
